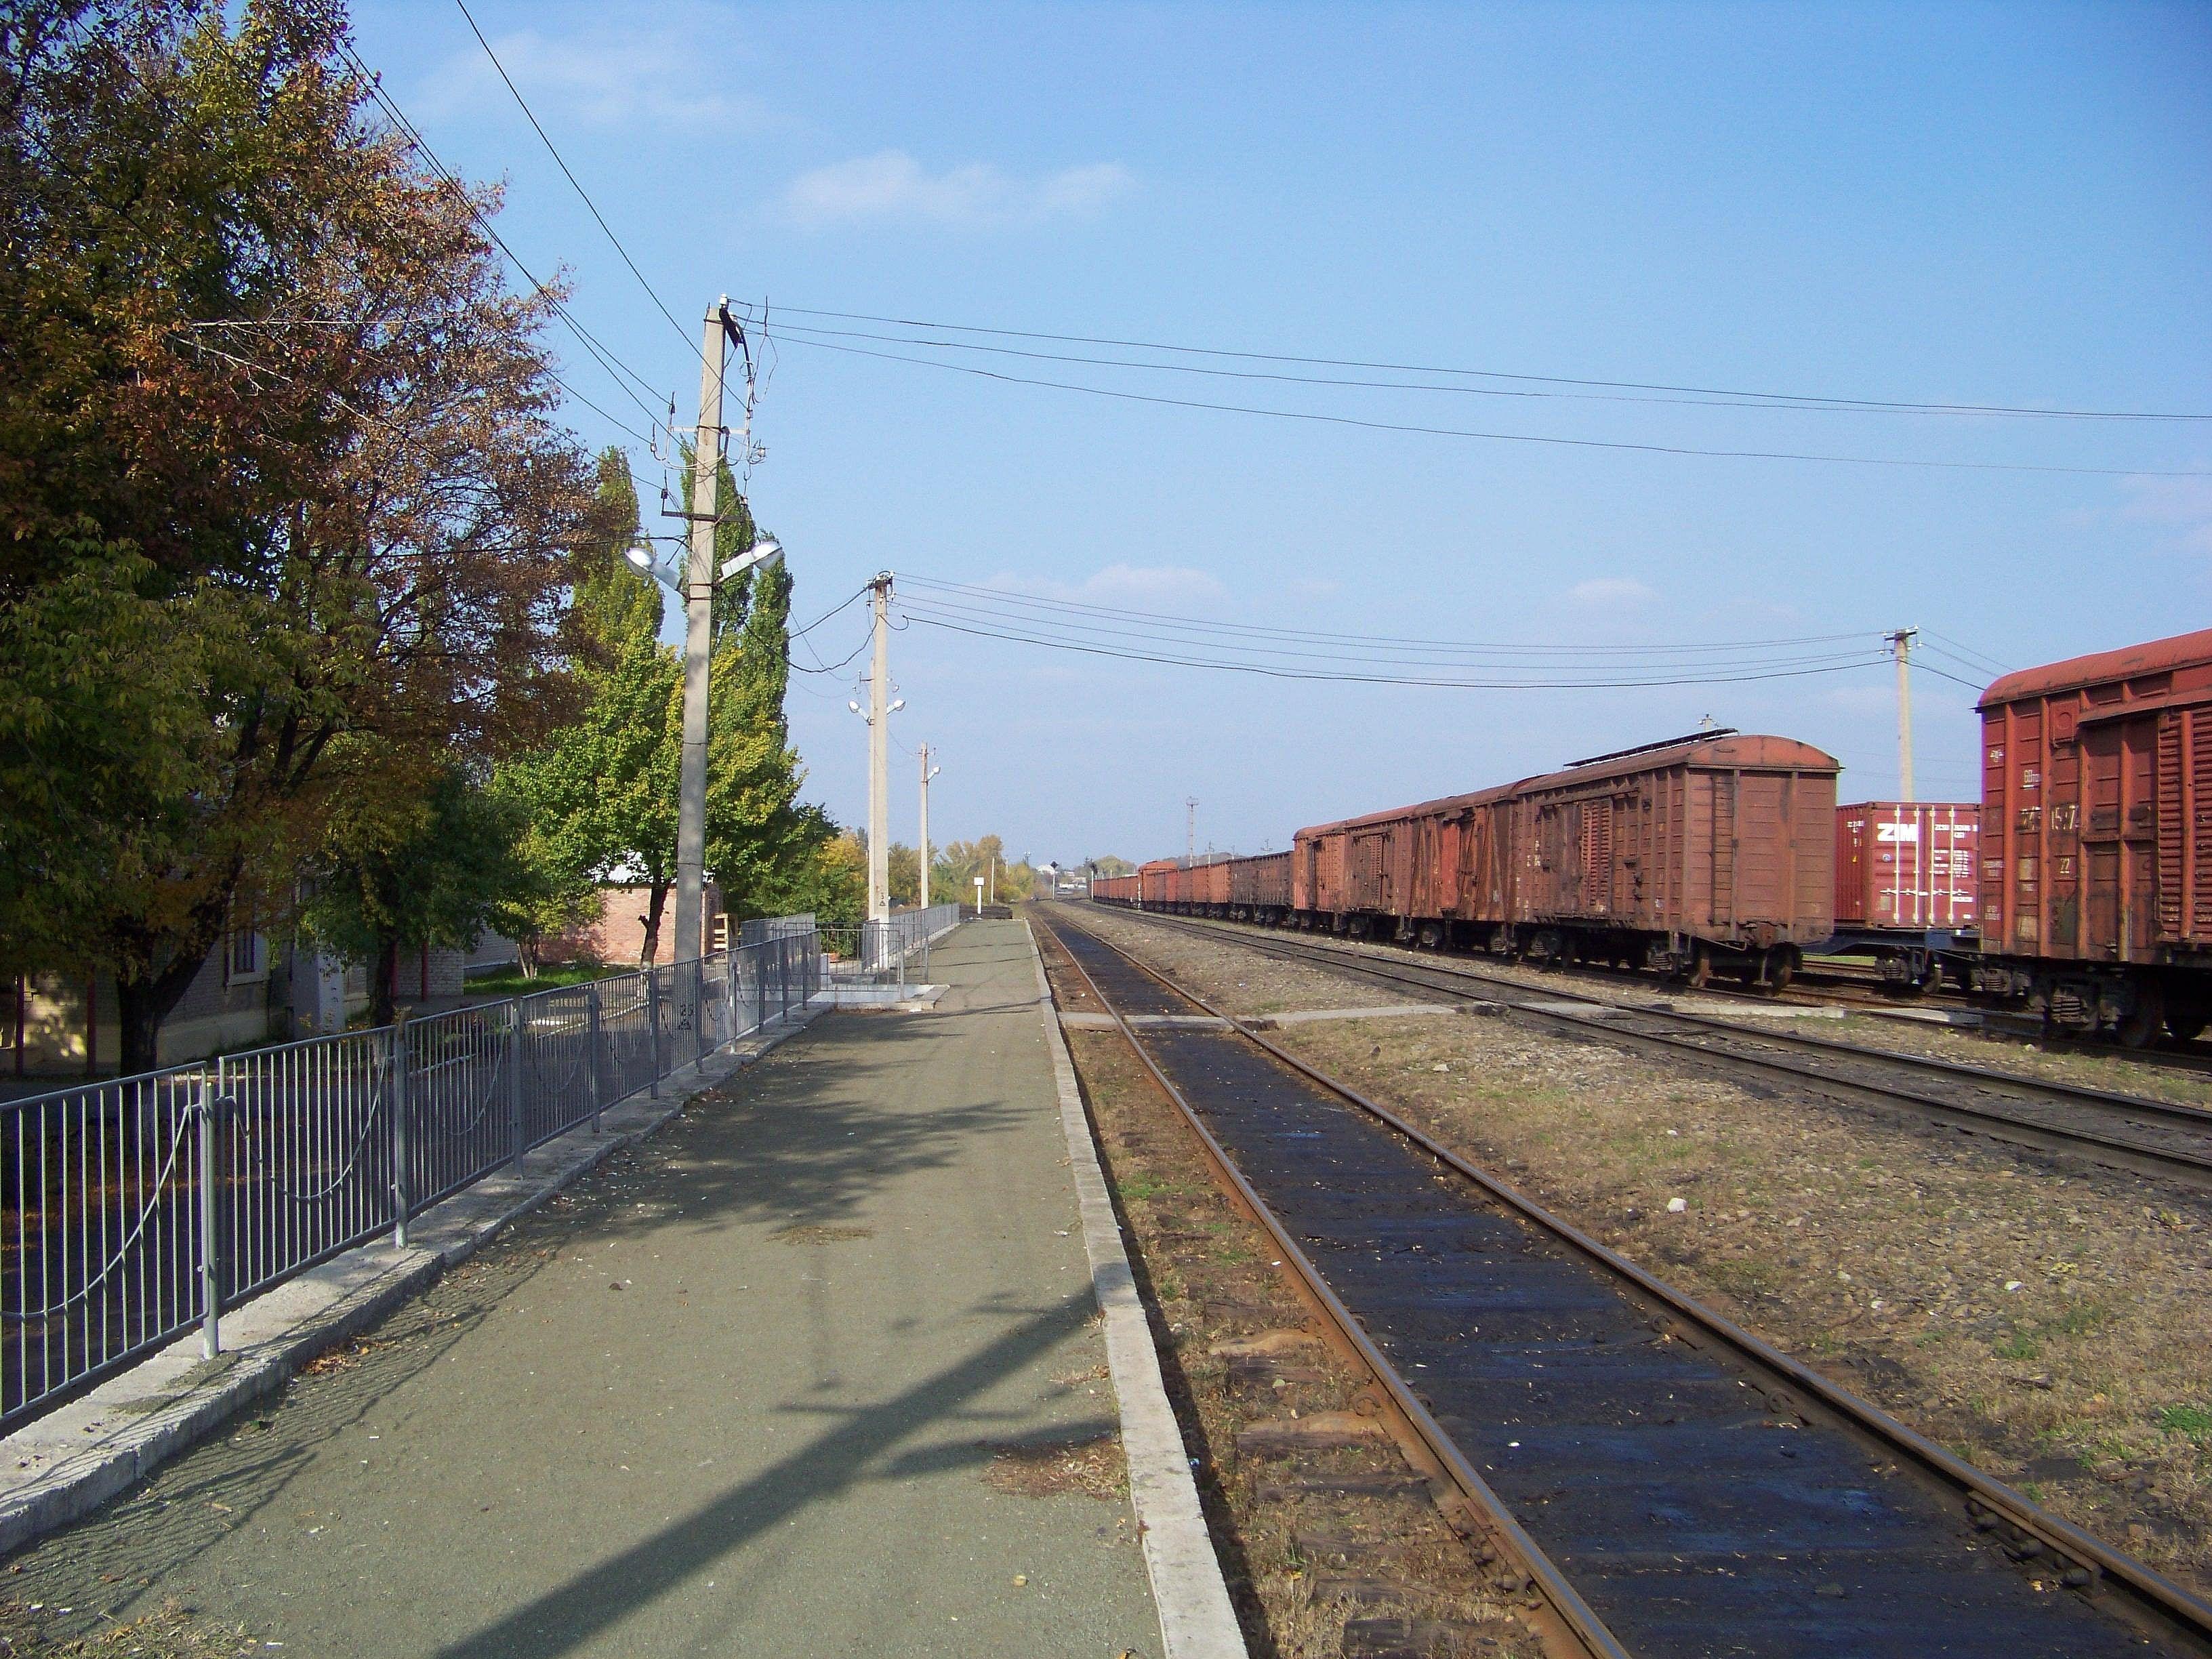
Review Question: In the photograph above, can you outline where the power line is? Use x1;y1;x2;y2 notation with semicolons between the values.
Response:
895;596;1889;675
898;607;1896;691
766;317;2198;425
335;41;680;447
1923;629;2013;676
770;333;2211;479
1912;659;1992;693
451;0;705;369
901;573;1874;656
751;302;2211;424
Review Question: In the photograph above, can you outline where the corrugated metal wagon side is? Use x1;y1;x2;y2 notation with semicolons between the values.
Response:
1509;734;1839;987
1976;626;2212;1043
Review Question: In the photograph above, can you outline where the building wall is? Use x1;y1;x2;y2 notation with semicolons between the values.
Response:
538;884;724;968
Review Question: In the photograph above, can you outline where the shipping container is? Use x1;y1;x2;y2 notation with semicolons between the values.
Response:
1976;627;2212;1041
1835;802;1978;930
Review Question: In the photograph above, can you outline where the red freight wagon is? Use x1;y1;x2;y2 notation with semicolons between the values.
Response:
1136;859;1179;908
1977;627;2212;1043
1292;732;1838;985
1835;803;1978;930
1229;851;1292;921
1508;734;1837;984
1090;873;1138;905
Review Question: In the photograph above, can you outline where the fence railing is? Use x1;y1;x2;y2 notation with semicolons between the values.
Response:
0;927;820;1431
819;904;964;985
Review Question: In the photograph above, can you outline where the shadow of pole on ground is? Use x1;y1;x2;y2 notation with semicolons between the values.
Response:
432;1290;1103;1659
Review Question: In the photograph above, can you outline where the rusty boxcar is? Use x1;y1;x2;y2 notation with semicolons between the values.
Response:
1292;733;1839;985
1975;627;2212;1043
1229;851;1292;922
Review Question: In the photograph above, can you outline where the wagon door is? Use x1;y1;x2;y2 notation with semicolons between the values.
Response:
2156;705;2212;946
1577;797;1614;916
1436;815;1463;914
1351;832;1385;912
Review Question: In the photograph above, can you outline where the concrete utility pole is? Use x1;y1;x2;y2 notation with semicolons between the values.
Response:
1889;628;1919;803
867;573;894;922
673;300;729;976
918;743;941;909
1185;796;1198;863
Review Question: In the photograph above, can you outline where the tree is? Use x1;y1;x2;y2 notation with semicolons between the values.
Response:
885;843;920;906
3;3;605;1067
299;764;533;1028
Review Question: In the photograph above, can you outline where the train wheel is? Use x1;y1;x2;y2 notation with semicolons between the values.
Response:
2117;985;2166;1050
1765;947;1797;993
2167;1010;2208;1044
1680;946;1713;989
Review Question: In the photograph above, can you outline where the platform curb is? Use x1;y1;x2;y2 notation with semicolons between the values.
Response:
0;1006;825;1561
1025;922;1248;1659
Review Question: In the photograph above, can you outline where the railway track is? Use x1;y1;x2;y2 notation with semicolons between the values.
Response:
1037;909;2212;1659
1084;906;2212;1193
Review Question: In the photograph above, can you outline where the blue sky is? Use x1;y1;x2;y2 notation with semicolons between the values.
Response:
356;1;2212;865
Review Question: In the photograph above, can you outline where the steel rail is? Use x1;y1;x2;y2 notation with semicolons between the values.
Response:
1101;908;2212;1191
1038;916;1631;1659
1046;908;2212;1656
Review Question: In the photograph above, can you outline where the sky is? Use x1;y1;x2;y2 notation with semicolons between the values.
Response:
355;0;2212;867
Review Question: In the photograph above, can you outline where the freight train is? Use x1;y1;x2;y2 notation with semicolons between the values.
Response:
1090;626;2212;1046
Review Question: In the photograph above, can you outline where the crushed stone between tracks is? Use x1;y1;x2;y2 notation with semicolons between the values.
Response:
1057;903;2212;1595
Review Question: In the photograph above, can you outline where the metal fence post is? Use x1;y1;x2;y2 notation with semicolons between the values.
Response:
586;982;605;1134
691;959;706;1068
647;969;663;1099
197;1065;222;1360
508;999;525;1174
390;1012;412;1249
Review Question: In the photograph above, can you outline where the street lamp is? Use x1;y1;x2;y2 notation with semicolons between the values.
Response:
627;535;781;594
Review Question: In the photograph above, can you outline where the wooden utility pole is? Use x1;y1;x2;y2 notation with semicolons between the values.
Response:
1889;628;1919;803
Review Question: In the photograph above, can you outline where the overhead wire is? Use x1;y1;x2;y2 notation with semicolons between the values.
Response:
334;40;681;448
764;318;2199;424
895;604;1898;691
749;302;2212;424
894;594;1891;676
766;333;2211;479
451;0;706;371
901;573;1875;656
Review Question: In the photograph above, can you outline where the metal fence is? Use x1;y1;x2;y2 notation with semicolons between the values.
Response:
819;905;964;981
0;928;819;1431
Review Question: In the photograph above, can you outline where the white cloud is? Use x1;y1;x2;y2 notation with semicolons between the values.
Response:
417;26;768;131
1568;576;1656;605
781;151;1133;230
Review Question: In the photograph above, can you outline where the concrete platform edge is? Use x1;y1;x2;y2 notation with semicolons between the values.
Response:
0;1006;826;1561
1025;922;1248;1659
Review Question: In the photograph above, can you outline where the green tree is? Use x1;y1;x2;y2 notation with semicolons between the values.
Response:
885;843;920;906
300;764;533;1027
3;3;602;1066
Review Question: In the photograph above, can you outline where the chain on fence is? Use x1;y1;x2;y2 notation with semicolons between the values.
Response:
0;926;831;1431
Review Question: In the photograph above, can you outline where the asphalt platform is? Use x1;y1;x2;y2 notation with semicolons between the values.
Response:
4;922;1170;1657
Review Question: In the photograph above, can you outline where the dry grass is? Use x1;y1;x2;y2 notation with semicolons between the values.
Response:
1060;905;2212;1594
982;1433;1128;1500
0;1599;258;1658
771;1223;873;1246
